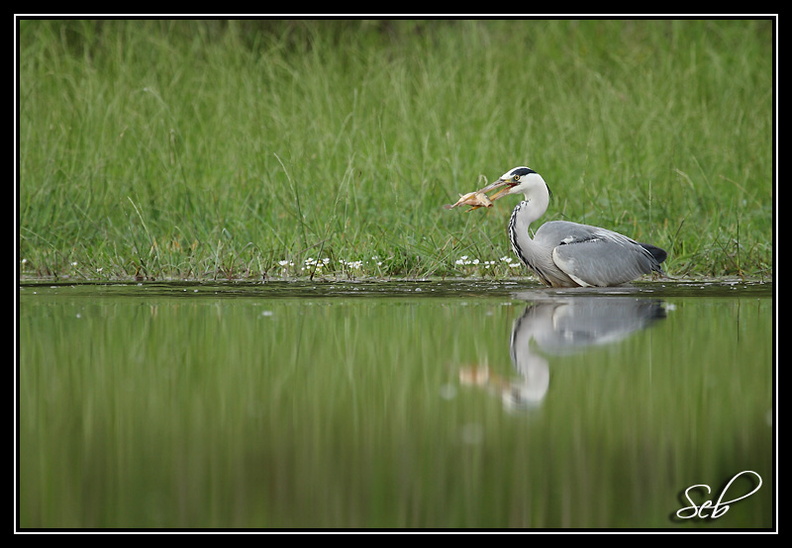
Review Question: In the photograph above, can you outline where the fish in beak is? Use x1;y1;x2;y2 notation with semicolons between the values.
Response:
476;178;518;202
443;191;493;212
444;175;520;212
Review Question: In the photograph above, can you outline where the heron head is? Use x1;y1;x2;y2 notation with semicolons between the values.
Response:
479;167;546;201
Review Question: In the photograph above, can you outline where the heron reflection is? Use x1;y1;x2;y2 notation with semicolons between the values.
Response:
460;296;667;410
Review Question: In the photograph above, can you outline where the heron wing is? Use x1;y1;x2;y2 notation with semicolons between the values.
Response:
538;222;660;287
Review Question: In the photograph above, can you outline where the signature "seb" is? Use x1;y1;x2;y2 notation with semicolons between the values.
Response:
675;470;763;520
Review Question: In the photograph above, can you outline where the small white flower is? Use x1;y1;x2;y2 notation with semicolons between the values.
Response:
343;260;363;270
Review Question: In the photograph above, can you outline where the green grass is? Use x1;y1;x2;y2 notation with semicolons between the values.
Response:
18;19;774;281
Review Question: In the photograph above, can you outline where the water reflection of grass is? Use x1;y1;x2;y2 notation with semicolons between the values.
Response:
19;291;772;528
18;20;773;282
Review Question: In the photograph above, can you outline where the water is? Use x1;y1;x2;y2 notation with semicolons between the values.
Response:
17;280;774;529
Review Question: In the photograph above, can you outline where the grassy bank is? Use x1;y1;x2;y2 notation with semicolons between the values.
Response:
17;19;774;282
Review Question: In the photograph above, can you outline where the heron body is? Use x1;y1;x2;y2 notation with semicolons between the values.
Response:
481;167;667;288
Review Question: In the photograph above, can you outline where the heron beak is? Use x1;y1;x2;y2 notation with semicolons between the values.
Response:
478;178;516;202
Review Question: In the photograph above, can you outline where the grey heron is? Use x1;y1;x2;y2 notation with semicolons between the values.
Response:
478;167;667;287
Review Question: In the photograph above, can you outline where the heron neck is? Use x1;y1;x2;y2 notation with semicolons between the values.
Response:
508;191;552;284
520;187;550;225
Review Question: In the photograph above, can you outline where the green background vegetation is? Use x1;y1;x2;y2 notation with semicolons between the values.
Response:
18;19;774;281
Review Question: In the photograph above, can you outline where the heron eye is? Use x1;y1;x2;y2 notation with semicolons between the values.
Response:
513;174;520;181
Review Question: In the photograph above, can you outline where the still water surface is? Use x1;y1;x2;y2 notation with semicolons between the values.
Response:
18;280;774;529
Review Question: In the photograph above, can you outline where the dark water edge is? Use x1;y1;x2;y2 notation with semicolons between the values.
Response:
17;277;773;301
